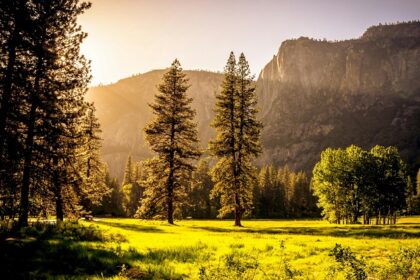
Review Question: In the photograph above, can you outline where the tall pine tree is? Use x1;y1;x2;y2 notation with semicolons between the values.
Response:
139;59;200;224
14;0;92;226
210;52;262;226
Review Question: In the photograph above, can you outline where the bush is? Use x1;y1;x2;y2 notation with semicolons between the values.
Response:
378;247;420;280
329;244;367;280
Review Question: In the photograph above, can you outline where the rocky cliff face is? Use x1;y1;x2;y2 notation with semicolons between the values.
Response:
86;70;223;180
256;22;420;173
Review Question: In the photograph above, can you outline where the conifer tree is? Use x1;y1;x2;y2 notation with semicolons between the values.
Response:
123;155;133;186
187;158;214;218
139;59;200;224
0;0;33;219
16;0;92;226
210;52;262;226
77;103;109;213
417;169;420;196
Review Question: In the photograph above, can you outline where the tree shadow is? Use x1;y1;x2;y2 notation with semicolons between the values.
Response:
93;220;166;233
189;225;420;239
0;235;138;278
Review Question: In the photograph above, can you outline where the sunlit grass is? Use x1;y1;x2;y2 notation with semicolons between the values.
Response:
80;217;420;279
2;218;418;279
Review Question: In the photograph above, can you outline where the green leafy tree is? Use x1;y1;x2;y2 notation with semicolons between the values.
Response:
313;145;408;224
139;59;200;224
210;52;262;226
370;145;408;224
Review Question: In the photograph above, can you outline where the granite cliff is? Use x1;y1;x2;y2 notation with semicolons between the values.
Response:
256;22;420;173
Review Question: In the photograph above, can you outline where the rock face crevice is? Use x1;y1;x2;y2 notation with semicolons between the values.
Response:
256;22;420;173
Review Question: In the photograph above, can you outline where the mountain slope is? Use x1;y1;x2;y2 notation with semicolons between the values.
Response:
256;22;420;173
86;70;224;180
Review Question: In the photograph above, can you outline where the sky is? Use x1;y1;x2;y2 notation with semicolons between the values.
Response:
79;0;420;85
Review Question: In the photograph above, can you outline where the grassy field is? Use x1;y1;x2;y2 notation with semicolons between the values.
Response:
1;217;419;279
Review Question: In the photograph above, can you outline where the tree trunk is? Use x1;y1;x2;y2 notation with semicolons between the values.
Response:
53;157;64;222
55;186;64;222
167;120;175;225
234;193;242;226
167;185;174;224
17;46;44;228
17;101;37;228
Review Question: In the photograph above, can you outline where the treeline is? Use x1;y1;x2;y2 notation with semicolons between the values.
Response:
0;1;108;227
94;157;319;219
312;145;419;224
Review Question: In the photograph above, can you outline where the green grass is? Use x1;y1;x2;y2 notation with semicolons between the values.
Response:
1;217;419;279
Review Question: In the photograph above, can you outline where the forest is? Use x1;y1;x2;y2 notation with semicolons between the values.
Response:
0;0;419;279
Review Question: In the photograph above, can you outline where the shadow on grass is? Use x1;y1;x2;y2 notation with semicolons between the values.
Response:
0;238;137;279
0;222;190;279
93;220;166;233
190;225;420;239
0;222;141;279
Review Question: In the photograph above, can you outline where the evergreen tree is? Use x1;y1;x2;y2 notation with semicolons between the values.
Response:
186;158;215;218
417;169;420;196
0;0;33;221
123;155;134;186
210;52;262;226
77;103;109;213
9;0;92;226
139;59;200;224
406;176;415;215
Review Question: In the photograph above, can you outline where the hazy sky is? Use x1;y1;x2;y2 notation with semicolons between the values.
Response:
79;0;420;85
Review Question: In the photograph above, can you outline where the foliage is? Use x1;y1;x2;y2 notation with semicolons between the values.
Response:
183;158;220;218
121;183;142;217
254;165;318;218
209;52;262;226
312;145;408;224
0;0;109;225
378;247;420;280
139;60;201;224
329;244;367;280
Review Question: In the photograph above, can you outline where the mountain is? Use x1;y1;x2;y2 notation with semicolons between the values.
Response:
88;22;420;180
86;70;224;180
256;22;420;174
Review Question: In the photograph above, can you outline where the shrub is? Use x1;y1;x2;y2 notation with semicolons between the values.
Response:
329;244;367;280
378;247;420;280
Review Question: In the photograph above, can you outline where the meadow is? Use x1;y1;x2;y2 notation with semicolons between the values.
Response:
1;217;419;279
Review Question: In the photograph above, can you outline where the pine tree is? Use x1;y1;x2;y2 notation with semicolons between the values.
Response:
15;0;92;226
139;59;200;224
417;169;420;196
0;0;33;220
187;158;214;218
406;176;415;215
123;155;133;186
210;52;262;226
77;103;109;213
